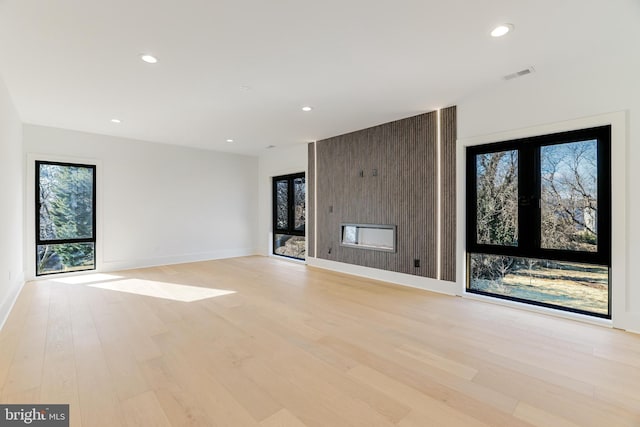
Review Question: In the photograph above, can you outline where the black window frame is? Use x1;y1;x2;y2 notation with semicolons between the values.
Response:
35;160;97;276
466;126;612;318
272;172;305;258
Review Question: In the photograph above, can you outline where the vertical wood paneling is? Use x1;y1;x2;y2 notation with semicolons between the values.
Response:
440;106;457;282
316;112;439;278
307;142;315;258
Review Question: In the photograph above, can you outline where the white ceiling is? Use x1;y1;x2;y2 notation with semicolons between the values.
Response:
0;0;637;155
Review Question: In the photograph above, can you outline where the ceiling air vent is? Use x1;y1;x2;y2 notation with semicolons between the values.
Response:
503;66;535;81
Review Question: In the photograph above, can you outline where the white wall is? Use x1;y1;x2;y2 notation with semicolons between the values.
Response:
0;77;24;327
456;45;640;332
257;144;307;256
23;125;259;277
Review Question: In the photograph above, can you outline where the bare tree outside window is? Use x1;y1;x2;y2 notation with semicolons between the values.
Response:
476;150;518;246
541;140;598;252
294;177;305;231
276;180;289;230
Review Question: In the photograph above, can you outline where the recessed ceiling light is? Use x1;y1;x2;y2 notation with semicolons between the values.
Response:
111;118;121;124
491;24;514;37
140;54;158;64
302;106;313;112
226;139;234;143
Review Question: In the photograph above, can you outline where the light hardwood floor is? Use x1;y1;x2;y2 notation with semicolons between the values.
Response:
1;256;639;426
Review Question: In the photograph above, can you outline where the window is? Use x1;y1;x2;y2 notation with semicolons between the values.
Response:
466;126;611;317
36;161;96;275
273;173;306;260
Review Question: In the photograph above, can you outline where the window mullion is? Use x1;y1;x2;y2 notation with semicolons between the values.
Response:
517;145;538;256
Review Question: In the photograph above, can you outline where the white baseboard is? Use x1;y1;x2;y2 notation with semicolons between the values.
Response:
0;276;25;331
307;257;457;296
100;248;260;272
615;312;640;334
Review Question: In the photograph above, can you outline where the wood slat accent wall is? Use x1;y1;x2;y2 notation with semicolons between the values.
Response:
440;106;457;282
315;112;439;278
307;142;316;258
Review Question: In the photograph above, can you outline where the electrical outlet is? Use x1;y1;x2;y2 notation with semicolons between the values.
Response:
414;259;420;268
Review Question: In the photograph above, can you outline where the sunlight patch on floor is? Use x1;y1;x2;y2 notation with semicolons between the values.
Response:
88;278;236;302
